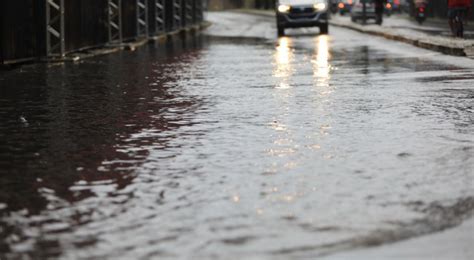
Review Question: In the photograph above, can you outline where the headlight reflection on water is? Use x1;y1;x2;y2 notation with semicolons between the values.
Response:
274;37;294;89
312;35;332;89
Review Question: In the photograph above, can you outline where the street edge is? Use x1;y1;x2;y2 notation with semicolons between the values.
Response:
0;21;212;69
329;20;469;57
232;9;472;58
45;21;213;63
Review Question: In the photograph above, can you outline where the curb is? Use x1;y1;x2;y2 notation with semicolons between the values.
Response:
232;9;473;58
329;21;469;57
1;21;211;69
46;22;212;64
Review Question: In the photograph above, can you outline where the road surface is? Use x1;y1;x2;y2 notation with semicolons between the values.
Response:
0;11;473;259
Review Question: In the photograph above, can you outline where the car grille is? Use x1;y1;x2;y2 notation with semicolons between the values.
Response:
288;13;317;20
290;6;315;14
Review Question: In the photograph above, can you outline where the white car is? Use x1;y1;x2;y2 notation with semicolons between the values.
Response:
276;0;330;36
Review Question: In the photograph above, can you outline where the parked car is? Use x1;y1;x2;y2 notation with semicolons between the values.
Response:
350;0;377;23
276;0;330;36
338;0;353;15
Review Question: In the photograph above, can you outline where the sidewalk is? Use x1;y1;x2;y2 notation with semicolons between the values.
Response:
235;9;474;58
330;14;474;58
320;217;474;260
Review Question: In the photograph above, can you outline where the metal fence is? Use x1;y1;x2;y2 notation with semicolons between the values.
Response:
1;0;204;64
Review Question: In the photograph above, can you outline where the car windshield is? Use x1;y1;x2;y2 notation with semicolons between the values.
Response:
279;0;326;5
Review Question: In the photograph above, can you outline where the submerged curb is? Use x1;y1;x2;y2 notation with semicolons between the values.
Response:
48;22;212;63
1;22;211;69
234;9;474;58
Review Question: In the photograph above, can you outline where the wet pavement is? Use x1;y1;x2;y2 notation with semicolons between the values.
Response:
1;11;474;259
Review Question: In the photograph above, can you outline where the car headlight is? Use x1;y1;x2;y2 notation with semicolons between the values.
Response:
313;3;327;11
278;4;291;13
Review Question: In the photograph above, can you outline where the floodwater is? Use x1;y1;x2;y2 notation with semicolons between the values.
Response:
1;12;473;259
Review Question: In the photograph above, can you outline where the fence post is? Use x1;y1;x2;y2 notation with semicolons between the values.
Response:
137;0;149;38
108;0;123;43
173;0;182;30
194;0;203;23
154;0;166;34
184;0;193;26
46;0;65;57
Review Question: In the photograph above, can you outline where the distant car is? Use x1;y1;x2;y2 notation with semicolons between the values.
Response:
350;0;377;22
338;0;353;15
276;0;330;36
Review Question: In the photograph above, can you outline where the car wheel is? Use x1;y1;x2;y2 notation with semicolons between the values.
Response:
319;24;329;34
277;26;285;36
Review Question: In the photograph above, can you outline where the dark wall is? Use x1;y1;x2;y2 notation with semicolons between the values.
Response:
65;0;109;53
0;6;3;64
122;0;138;40
0;0;43;63
165;0;175;31
148;0;158;35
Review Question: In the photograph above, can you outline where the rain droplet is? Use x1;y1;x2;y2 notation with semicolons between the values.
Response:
19;116;29;126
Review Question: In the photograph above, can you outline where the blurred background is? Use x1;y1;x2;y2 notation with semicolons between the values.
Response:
206;0;474;21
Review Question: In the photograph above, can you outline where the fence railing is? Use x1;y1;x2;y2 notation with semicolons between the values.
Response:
0;0;204;65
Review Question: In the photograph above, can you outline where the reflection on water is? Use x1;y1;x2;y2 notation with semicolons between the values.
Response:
1;29;474;259
313;35;331;88
274;37;294;89
0;37;206;258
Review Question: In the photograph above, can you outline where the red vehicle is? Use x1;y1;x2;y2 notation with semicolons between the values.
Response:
414;0;427;24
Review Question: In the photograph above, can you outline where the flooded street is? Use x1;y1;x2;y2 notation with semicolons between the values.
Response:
1;11;473;259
